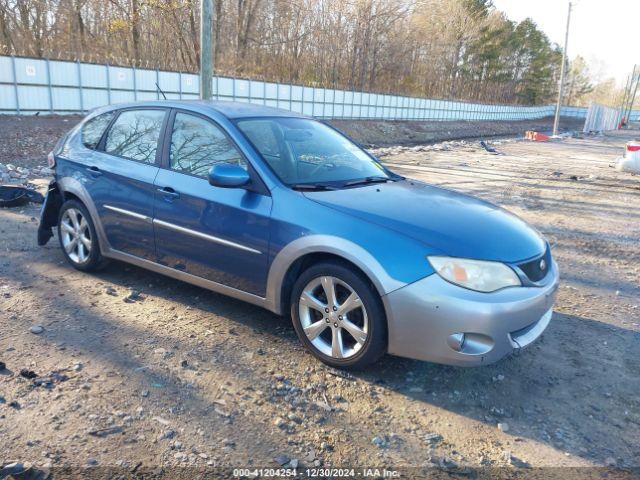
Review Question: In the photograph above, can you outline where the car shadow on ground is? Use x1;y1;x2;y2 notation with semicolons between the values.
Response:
4;257;296;465
13;239;638;468
2;197;638;468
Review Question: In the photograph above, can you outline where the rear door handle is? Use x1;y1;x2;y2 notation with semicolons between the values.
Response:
157;187;180;199
86;166;102;177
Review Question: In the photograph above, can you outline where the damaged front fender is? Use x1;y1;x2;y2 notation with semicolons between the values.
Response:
37;181;63;246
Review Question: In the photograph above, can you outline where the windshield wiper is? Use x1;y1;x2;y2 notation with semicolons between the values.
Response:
291;183;338;191
342;176;392;187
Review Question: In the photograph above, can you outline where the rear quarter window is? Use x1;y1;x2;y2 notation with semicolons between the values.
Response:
81;112;115;149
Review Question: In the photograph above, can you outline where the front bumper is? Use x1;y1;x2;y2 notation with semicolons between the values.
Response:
384;261;559;366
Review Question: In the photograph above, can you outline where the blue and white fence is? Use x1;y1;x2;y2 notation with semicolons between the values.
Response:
583;103;621;132
2;54;636;122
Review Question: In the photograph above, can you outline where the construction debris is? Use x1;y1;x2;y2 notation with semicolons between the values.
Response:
615;142;640;173
524;131;550;142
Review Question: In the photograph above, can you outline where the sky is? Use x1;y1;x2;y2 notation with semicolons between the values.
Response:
492;0;639;85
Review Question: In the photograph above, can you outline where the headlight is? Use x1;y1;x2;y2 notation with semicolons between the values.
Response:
427;256;521;292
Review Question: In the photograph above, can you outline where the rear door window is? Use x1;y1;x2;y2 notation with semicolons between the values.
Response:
81;112;115;149
105;109;166;164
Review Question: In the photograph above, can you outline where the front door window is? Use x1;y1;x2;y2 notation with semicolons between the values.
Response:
169;112;247;177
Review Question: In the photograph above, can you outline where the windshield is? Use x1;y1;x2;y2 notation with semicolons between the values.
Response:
236;117;390;187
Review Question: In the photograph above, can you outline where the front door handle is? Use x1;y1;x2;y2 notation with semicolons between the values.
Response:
86;166;102;177
157;187;180;200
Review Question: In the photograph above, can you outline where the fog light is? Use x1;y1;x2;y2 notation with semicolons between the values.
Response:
447;332;494;355
447;333;466;352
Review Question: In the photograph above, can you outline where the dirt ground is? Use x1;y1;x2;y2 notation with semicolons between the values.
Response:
332;116;584;147
0;114;583;172
0;118;639;479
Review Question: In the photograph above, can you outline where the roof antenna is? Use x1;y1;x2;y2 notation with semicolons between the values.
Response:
156;82;167;100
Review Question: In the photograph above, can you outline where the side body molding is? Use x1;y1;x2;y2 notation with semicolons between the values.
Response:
266;235;407;315
57;179;407;319
58;176;271;309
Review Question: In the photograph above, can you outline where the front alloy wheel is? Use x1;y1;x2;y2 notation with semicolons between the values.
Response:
299;276;369;359
291;262;387;369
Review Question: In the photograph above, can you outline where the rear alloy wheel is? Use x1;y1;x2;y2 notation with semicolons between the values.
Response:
291;262;386;369
60;207;92;264
57;200;107;272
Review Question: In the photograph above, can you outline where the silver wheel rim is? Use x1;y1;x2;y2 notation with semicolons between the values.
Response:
61;208;92;264
299;276;368;359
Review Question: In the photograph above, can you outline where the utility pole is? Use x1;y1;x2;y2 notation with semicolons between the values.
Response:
200;0;214;100
553;1;573;137
619;71;633;123
623;67;639;127
618;67;634;127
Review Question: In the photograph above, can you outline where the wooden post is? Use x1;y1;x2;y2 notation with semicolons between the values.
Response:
200;0;214;100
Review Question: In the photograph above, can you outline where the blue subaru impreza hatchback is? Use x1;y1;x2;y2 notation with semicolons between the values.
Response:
38;101;558;369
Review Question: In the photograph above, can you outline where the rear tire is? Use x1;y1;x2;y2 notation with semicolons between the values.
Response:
290;261;387;369
57;200;107;272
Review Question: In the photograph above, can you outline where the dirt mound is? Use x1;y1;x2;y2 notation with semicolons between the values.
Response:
330;116;584;147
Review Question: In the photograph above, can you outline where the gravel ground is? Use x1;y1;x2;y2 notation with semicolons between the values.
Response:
0;115;82;171
0;117;639;479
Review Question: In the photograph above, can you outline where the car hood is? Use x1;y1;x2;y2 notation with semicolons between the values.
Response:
304;180;546;263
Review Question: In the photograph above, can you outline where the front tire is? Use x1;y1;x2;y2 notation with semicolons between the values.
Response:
57;200;106;272
290;261;387;369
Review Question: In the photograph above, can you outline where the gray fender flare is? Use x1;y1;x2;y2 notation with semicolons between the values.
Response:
265;235;406;315
57;177;111;252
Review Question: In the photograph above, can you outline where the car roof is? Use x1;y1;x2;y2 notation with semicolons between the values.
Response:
96;100;307;120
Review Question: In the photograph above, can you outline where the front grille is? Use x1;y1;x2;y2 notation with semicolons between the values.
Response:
517;247;551;282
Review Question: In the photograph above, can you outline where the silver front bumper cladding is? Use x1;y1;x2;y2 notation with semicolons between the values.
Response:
383;261;559;366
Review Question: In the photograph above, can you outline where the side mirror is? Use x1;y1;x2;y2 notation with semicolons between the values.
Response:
208;163;251;188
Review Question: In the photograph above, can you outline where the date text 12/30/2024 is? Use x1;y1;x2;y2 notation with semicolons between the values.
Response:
233;468;401;477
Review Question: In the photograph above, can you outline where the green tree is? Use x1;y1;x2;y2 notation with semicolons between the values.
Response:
510;18;561;104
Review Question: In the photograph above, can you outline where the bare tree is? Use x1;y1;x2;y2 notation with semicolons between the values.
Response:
0;0;569;104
